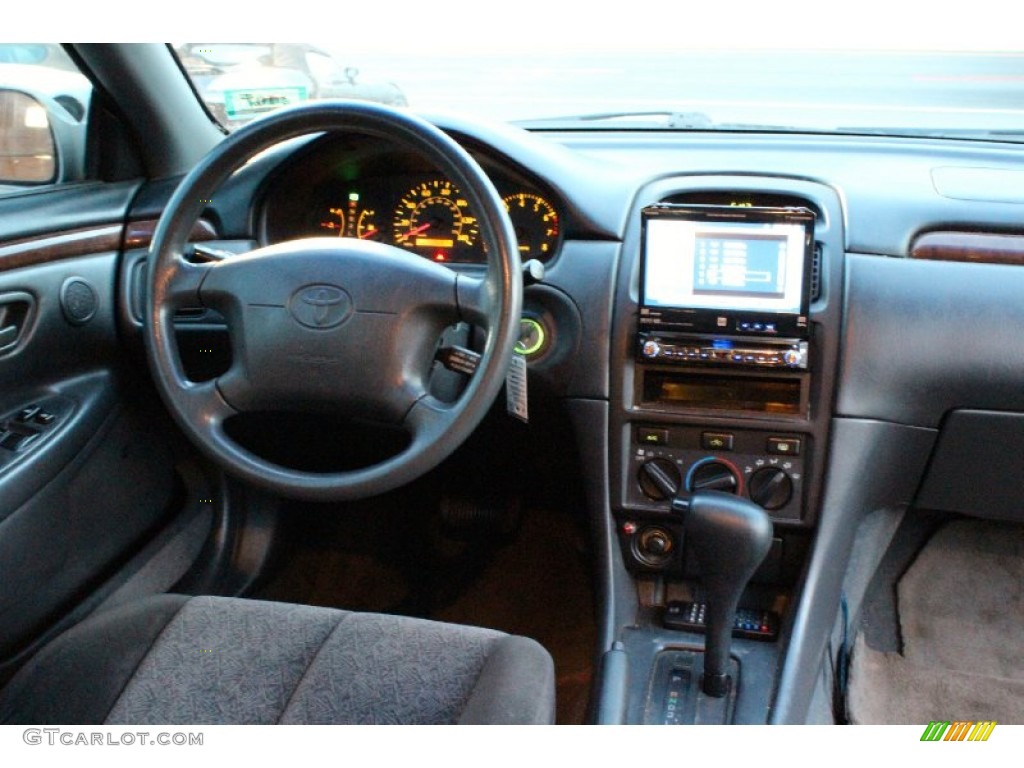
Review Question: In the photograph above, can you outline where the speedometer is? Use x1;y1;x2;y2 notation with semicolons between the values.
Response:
392;180;479;260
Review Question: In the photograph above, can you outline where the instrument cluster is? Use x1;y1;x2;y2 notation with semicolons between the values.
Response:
260;135;562;265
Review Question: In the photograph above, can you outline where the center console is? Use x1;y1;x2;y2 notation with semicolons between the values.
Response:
602;177;845;724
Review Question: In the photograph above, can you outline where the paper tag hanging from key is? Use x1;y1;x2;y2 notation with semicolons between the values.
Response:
435;345;480;376
505;353;528;423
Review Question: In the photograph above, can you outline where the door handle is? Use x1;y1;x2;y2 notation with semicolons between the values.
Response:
0;292;34;354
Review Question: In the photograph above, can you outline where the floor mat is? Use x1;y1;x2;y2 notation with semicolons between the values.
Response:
431;505;595;725
254;500;595;724
848;518;1024;724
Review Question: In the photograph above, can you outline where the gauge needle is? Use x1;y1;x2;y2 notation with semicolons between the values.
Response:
402;222;432;240
359;227;378;240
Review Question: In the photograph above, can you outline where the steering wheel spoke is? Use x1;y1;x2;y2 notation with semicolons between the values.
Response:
179;378;239;428
158;256;213;309
455;273;494;327
404;394;455;445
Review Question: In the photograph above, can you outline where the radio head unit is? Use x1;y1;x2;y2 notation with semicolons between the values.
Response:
639;205;815;338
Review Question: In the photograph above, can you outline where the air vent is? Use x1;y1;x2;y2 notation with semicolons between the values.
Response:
130;261;216;323
811;244;823;303
174;307;207;320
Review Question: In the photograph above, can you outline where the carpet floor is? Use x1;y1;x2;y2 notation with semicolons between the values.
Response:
253;499;595;724
848;518;1024;724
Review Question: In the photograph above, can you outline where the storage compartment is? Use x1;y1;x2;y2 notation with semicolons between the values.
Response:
916;409;1024;521
640;370;805;416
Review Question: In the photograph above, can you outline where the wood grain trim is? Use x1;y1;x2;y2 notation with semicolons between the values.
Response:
911;231;1024;265
124;219;218;249
0;219;218;272
0;224;122;271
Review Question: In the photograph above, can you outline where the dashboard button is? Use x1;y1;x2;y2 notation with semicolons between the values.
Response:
701;432;734;451
638;428;669;446
17;406;40;423
767;437;801;456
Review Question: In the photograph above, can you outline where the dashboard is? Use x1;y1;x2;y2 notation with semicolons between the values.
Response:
192;111;1024;726
259;134;563;264
8;42;1024;732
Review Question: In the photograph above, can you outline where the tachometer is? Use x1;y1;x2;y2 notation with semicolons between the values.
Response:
392;180;478;259
502;193;560;259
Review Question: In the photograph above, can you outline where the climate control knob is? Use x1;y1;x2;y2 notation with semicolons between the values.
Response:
638;458;681;500
687;460;740;494
748;467;793;510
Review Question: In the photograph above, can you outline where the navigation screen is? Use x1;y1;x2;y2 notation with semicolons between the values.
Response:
642;207;812;317
693;233;789;299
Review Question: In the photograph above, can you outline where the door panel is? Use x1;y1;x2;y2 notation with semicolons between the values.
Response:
0;187;188;666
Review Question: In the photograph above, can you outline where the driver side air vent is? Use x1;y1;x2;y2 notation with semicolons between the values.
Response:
129;261;218;323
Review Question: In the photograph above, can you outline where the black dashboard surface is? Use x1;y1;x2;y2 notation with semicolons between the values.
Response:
204;117;1024;423
232;117;1024;260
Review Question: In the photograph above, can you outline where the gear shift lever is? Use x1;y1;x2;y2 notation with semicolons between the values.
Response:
671;490;773;697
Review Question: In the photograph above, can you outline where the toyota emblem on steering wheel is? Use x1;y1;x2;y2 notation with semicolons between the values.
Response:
289;284;353;329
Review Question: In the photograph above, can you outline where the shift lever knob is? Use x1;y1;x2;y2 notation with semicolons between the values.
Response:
672;490;773;697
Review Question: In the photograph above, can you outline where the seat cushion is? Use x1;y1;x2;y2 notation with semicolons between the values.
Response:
0;595;555;725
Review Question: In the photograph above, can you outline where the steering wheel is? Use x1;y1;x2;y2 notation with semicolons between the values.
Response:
145;102;522;501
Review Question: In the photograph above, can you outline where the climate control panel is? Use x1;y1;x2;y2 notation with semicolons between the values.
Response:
626;424;806;522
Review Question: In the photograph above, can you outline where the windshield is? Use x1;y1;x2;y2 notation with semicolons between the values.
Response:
172;7;1024;141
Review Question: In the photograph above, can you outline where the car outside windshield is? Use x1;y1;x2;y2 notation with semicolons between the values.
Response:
172;6;1023;142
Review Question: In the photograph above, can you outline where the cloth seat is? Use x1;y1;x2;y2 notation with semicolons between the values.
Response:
0;594;556;724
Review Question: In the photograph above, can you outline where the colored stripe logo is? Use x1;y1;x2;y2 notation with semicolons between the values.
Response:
921;721;997;741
